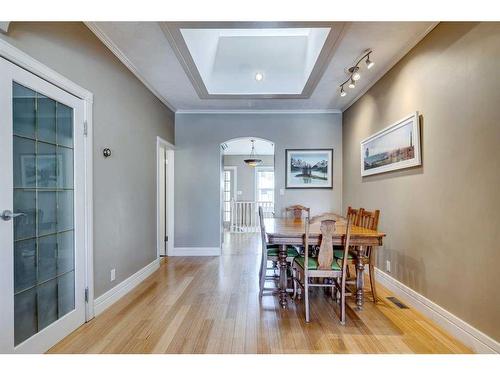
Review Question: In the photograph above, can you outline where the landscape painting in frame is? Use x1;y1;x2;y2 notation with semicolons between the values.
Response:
361;112;421;176
286;149;333;189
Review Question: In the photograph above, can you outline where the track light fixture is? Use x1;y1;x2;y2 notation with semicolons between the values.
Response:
366;53;375;69
338;49;374;97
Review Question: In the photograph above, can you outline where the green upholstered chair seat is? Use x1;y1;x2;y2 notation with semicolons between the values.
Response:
294;256;340;271
267;245;299;258
333;249;355;260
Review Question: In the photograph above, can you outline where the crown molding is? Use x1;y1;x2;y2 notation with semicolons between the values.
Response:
340;22;439;112
84;22;177;113
0;22;10;34
176;109;341;115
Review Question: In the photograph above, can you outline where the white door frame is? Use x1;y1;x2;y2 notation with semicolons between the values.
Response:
156;136;175;258
0;39;95;320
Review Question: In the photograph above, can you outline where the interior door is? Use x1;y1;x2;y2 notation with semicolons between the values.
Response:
0;57;86;353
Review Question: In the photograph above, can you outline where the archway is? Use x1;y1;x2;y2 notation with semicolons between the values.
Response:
220;137;275;254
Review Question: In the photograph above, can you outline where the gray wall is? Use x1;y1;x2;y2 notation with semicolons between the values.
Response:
343;22;500;341
224;155;274;201
175;113;342;248
1;22;175;298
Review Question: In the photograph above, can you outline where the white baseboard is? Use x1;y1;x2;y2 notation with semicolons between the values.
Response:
170;247;221;256
94;258;160;316
374;268;499;354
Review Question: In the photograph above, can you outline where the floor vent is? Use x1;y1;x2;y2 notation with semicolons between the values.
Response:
387;296;409;309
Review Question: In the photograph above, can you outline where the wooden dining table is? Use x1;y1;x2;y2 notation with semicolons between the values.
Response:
264;216;386;309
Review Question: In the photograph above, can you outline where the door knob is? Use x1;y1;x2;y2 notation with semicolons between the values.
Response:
1;210;26;221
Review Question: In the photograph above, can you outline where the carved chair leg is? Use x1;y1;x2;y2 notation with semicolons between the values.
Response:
259;256;267;297
305;278;310;323
340;277;346;325
369;264;378;302
292;266;297;299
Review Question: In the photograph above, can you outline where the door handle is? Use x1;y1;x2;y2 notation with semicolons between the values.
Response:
1;210;26;221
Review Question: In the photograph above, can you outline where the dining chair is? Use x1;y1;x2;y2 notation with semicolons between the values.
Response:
292;214;353;324
258;206;299;297
332;206;361;267
346;206;362;226
334;208;380;302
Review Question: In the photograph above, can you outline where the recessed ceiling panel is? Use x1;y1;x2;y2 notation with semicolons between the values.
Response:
180;28;329;95
163;22;344;99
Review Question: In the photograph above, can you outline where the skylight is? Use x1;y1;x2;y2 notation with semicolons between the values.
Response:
180;27;331;95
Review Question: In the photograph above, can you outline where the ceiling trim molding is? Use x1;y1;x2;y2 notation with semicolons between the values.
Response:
0;22;10;34
340;22;440;112
161;21;346;100
176;109;342;115
84;22;177;113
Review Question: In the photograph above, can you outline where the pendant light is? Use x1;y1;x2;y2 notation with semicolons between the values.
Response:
244;139;262;167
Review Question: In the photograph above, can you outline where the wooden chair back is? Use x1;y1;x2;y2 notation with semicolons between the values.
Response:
346;206;362;226
286;205;310;220
304;213;345;271
357;208;380;231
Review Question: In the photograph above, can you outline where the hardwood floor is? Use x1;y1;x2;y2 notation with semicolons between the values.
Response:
48;233;472;354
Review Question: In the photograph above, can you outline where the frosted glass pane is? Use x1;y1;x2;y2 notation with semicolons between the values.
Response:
37;279;58;330
37;95;56;143
14;239;37;293
58;271;75;318
13;83;36;139
38;191;57;236
14;288;37;346
13;136;36;188
38;235;57;283
57;231;74;275
37;142;57;188
57;146;73;189
56;103;73;148
13;190;36;240
57;191;74;232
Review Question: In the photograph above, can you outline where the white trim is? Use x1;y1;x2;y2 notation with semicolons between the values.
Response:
0;39;93;102
176;109;342;114
341;22;439;112
0;39;95;321
0;22;10;34
171;247;221;256
94;258;160;316
83;99;94;320
374;268;500;354
156;137;175;258
84;22;176;112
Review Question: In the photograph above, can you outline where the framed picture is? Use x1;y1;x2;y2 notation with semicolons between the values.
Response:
285;149;333;189
360;112;421;177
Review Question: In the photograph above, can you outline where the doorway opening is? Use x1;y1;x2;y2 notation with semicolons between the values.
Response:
220;137;275;254
157;137;174;258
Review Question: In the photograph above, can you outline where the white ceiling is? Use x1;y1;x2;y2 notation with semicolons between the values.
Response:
180;27;330;95
223;138;275;156
86;22;437;112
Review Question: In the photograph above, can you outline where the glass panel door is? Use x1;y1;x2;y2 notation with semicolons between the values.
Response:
0;57;86;353
12;82;76;346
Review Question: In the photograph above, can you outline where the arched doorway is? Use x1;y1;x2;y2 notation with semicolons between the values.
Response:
220;137;275;253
